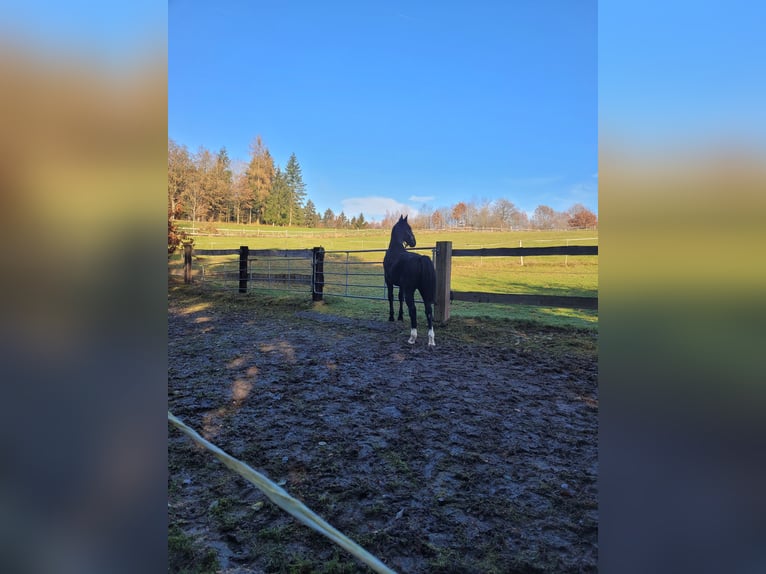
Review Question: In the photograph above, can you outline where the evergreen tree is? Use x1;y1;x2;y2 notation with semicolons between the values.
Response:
303;199;319;228
322;208;335;228
263;167;290;225
284;153;307;226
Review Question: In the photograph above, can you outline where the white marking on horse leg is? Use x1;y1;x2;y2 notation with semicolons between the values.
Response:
408;328;417;344
428;328;435;348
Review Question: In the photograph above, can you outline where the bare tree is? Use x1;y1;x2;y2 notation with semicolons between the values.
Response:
168;138;192;219
493;198;519;229
531;205;556;230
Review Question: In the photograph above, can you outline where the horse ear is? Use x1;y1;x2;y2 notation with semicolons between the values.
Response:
399;215;404;221
404;214;408;221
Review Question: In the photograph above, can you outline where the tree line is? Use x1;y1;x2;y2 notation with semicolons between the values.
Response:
391;200;597;232
169;136;315;227
168;136;597;249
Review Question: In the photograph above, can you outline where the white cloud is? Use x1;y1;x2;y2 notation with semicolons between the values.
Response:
340;196;418;221
409;195;435;203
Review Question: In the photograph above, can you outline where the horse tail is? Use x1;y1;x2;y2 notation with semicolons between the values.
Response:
421;255;436;303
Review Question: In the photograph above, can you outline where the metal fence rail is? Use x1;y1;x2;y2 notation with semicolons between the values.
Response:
183;242;596;312
319;247;434;302
200;253;313;294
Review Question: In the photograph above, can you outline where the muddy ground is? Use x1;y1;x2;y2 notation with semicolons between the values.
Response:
168;284;598;573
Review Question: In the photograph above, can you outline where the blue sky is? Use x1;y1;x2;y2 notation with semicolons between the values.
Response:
3;1;165;61
169;1;597;221
599;1;764;149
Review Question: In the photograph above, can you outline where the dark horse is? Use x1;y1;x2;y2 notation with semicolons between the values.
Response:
383;215;436;347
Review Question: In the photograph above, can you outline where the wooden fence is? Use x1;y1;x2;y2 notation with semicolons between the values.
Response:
182;242;598;320
435;242;599;322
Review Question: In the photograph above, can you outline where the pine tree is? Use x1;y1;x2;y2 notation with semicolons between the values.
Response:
263;167;290;225
303;199;319;228
284;153;307;226
322;208;335;228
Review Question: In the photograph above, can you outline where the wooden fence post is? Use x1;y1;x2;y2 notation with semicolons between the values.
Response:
239;246;249;293
434;241;452;324
312;246;325;301
183;242;193;284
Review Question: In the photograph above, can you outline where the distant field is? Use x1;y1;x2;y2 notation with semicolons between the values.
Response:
171;221;598;329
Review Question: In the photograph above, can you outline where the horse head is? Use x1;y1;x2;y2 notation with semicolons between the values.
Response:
394;214;416;248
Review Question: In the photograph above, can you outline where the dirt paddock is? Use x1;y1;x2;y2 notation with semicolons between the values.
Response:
168;285;598;573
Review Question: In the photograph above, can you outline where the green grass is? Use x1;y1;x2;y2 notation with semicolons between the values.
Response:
175;221;597;251
170;222;598;330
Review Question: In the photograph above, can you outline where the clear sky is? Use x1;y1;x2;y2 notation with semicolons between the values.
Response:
599;1;765;150
169;1;597;222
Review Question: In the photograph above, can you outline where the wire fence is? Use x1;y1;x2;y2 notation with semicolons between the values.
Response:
200;254;313;294
197;247;434;304
320;248;434;302
184;242;597;310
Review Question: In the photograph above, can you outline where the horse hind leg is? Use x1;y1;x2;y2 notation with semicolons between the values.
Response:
405;290;418;344
424;295;435;348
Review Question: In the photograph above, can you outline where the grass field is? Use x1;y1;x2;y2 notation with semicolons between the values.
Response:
170;221;598;329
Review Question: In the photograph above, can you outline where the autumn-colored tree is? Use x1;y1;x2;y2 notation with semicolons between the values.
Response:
208;147;232;221
168;201;185;255
431;210;444;229
567;204;598;229
245;136;275;224
452;202;468;226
